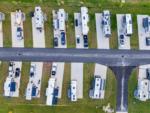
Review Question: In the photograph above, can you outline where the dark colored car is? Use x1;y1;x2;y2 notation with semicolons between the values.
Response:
54;88;59;97
77;37;80;44
16;27;23;40
15;68;20;77
54;37;58;47
83;35;88;47
75;19;78;26
61;32;66;45
146;68;150;80
120;34;125;46
146;37;150;46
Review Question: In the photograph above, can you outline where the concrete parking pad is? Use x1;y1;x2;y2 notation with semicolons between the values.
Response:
70;13;84;99
4;12;24;97
137;15;150;79
94;13;110;99
11;12;24;97
25;11;45;99
74;13;84;48
137;15;150;101
137;15;150;50
117;14;131;49
32;17;45;48
51;9;67;98
95;13;109;49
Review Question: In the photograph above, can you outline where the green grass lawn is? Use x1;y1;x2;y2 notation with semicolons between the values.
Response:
0;0;150;113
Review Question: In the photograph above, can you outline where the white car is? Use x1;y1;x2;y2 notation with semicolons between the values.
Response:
8;62;15;77
30;64;36;77
51;63;57;76
9;62;14;72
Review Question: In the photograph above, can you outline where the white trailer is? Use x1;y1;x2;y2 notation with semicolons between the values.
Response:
58;9;66;31
15;9;25;26
89;76;106;99
70;80;77;101
123;14;133;36
46;78;55;106
81;7;89;35
102;10;111;38
34;6;44;31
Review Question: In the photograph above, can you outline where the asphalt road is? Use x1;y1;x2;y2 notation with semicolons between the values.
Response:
110;66;135;112
0;47;150;113
0;47;150;66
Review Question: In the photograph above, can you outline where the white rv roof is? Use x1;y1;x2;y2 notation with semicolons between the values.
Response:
125;14;133;35
4;77;12;96
137;79;150;101
58;9;66;31
46;78;55;105
93;77;101;99
34;6;44;29
15;10;23;25
26;83;32;100
71;80;77;101
81;7;89;35
102;10;111;36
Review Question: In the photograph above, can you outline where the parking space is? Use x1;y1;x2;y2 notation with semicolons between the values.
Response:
137;15;150;50
74;13;84;48
26;7;45;100
69;13;84;100
50;9;67;99
117;14;131;49
137;15;150;79
4;11;24;97
135;15;150;101
92;13;110;99
95;13;109;49
69;7;89;100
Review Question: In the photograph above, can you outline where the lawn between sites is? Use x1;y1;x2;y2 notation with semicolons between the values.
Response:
0;1;150;113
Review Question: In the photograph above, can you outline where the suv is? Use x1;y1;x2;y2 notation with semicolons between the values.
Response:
83;35;88;48
76;35;80;44
54;37;58;47
15;68;20;77
146;37;150;46
119;34;125;46
51;63;57;76
75;19;78;26
146;68;150;80
16;27;23;40
61;32;66;45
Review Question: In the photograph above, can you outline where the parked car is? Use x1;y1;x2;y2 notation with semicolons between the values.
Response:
51;63;57;76
75;19;78;26
15;68;20;77
77;38;80;44
119;34;125;46
54;37;58;47
61;32;66;45
83;35;88;47
9;62;14;72
146;68;150;80
76;35;80;44
30;64;36;77
146;37;150;46
16;27;23;40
